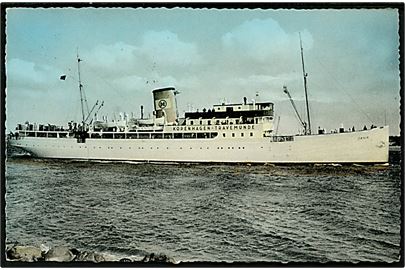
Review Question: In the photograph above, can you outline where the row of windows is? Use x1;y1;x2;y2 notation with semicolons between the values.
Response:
223;132;254;138
188;116;273;126
90;132;219;139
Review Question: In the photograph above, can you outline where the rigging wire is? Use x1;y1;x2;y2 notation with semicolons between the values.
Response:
312;56;374;124
84;65;137;114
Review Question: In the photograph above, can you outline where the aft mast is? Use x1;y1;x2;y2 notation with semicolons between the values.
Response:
299;33;312;135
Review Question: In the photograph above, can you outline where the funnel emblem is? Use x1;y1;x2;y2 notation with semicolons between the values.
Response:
158;100;167;109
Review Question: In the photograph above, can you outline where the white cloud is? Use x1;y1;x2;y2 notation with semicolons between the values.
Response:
140;30;202;67
222;18;313;64
83;30;202;78
7;58;63;90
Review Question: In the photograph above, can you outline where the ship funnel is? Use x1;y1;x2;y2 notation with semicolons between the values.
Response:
152;87;178;124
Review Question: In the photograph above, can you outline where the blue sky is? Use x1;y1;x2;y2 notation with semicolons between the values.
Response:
5;7;401;135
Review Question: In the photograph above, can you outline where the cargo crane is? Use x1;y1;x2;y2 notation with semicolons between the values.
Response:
283;86;307;134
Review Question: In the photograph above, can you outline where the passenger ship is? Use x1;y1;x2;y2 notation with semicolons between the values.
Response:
7;42;389;164
7;84;389;164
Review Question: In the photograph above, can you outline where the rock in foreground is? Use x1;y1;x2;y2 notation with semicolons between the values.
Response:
6;244;176;264
6;245;42;262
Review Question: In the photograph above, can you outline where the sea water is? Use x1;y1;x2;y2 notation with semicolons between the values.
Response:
5;148;402;263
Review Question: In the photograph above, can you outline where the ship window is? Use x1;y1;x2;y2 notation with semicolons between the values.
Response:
153;133;163;139
235;120;239;124
91;133;101;139
241;133;244;137
210;132;218;138
200;120;202;125
197;133;207;139
255;118;258;124
164;133;172;139
232;133;235;137
208;120;211;125
184;133;195;139
174;133;182;139
139;133;150;139
127;134;137;139
102;133;113;139
250;132;253;137
115;133;125;139
216;120;220;125
190;120;194;125
223;133;226;137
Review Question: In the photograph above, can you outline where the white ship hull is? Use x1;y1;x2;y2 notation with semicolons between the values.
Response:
9;126;389;164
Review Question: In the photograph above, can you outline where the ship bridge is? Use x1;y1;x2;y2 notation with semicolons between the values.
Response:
184;101;274;120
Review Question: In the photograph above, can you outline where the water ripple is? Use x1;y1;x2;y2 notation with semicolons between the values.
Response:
5;153;401;263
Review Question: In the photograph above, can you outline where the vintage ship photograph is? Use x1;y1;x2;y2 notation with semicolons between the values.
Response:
3;4;402;266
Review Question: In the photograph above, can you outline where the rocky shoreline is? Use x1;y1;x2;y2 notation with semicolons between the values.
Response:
6;244;178;264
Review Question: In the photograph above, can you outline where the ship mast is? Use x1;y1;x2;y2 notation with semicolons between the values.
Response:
76;49;86;124
299;33;311;135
